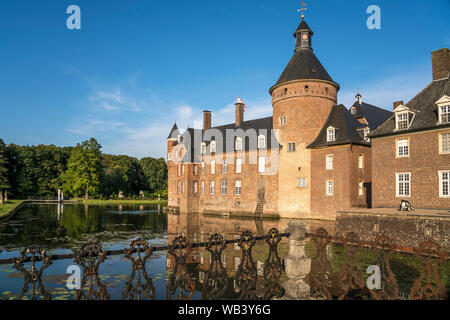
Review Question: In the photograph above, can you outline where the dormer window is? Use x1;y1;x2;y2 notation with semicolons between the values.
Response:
201;142;206;155
235;137;243;151
210;141;216;153
351;107;356;115
177;135;182;143
258;135;266;149
327;127;336;142
396;113;409;130
364;127;370;142
436;96;450;124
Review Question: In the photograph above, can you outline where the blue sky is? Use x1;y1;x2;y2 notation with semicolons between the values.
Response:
0;0;449;158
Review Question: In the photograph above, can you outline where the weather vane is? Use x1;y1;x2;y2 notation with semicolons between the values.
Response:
297;1;307;20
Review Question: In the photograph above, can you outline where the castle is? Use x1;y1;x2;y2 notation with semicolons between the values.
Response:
165;16;450;220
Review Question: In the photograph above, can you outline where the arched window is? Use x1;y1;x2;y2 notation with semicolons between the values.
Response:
258;135;266;149
235;137;243;151
210;141;216;153
201;142;206;155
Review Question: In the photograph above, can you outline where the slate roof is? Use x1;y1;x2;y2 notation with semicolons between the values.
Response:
174;117;279;164
370;76;450;138
349;101;393;131
272;49;336;89
166;123;180;139
307;105;369;149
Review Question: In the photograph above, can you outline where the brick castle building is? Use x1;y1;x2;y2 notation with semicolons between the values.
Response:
370;48;450;209
165;16;396;220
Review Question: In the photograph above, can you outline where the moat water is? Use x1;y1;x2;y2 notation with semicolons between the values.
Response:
0;203;448;300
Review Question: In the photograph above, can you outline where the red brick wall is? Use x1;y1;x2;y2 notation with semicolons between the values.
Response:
372;129;450;208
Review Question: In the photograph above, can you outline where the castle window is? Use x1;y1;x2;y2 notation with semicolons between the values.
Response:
177;181;181;194
284;88;288;95
193;165;197;175
326;180;334;196
396;173;411;197
358;181;364;196
210;141;216;153
210;181;215;195
221;180;227;195
288;142;296;152
297;178;307;188
439;171;450;198
440;106;450;123
178;135;182;143
258;156;266;173
351;107;356;115
193;181;198;194
440;133;450;153
326;155;333;170
327;127;336;142
210;160;215;174
182;182;185;194
168;152;172;161
358;155;364;169
201;161;205;174
201;142;206;155
236;158;242;173
397;139;409;157
201;181;205;195
178;165;181;176
279;117;287;125
235;137;243;151
222;160;228;174
182;165;185;175
258;135;266;149
364;128;370;142
305;85;309;90
235;180;242;195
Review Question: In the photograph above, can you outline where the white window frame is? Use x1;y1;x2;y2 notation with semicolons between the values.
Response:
364;127;370;142
193;181;198;194
358;154;364;169
182;182;185;194
358;181;364;196
168;152;172;161
279;117;286;125
210;160;215;174
326;154;333;170
327;127;336;142
210;141;216;153
181;165;185;175
235;180;242;195
258;135;266;149
326;180;334;196
235;137;243;151
201;142;206;155
440;132;450;154
297;178;307;188
439;105;450;124
221;180;227;195
177;181;181;194
439;171;450;198
210;181;215;195
200;181;205;195
396;172;411;198
397;138;409;158
201;161;205;174
395;112;409;130
258;156;265;173
222;160;228;174
235;158;242;174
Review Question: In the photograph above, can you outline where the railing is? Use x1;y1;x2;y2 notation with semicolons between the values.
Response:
0;229;290;300
0;223;448;300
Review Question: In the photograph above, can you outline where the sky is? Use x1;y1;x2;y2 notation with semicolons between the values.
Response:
0;0;449;158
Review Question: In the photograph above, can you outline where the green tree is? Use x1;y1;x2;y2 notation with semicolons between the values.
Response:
0;139;10;192
102;154;145;197
140;157;167;193
61;138;103;199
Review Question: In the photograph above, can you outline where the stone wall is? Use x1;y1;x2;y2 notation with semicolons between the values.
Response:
336;212;450;250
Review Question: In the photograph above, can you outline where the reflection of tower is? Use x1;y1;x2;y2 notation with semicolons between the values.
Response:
270;16;339;217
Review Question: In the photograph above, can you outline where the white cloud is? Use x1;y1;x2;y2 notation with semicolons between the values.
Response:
89;89;143;112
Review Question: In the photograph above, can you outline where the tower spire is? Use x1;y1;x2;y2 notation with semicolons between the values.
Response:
298;1;307;20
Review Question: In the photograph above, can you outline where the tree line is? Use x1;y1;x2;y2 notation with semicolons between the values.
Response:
0;138;167;200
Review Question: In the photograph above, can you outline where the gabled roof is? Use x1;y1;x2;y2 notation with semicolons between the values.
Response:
166;123;180;139
272;49;337;90
349;101;393;131
307;104;369;149
370;77;450;138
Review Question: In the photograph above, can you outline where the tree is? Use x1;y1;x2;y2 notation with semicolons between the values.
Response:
102;154;145;197
61;138;103;199
140;157;167;193
0;139;9;202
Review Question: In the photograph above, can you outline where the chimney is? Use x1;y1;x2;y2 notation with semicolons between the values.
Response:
393;101;404;110
235;103;244;127
203;111;211;131
431;48;450;81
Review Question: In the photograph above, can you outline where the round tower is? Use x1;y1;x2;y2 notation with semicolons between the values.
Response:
270;16;340;218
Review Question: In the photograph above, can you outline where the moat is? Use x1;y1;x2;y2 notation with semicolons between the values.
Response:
0;203;448;300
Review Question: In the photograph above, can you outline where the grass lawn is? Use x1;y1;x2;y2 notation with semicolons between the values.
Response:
0;200;25;218
81;199;168;205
